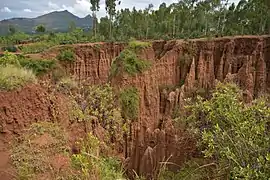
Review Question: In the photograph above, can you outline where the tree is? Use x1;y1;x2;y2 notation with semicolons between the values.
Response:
98;16;110;39
35;25;46;33
105;0;121;39
90;0;100;38
97;0;270;40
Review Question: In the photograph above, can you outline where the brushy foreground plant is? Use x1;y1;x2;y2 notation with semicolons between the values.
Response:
0;51;21;67
71;133;124;180
0;65;37;90
11;122;125;180
70;83;124;146
182;82;270;180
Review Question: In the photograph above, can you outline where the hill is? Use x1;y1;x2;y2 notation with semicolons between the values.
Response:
0;10;92;35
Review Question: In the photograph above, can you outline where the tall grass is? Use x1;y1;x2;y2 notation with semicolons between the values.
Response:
0;65;37;90
18;42;55;54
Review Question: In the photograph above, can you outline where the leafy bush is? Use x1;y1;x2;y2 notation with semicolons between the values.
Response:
1;45;18;52
110;49;151;77
71;133;124;180
110;39;152;78
185;82;270;179
0;51;20;67
0;65;37;90
18;57;56;76
70;84;123;144
71;133;100;179
0;52;55;76
57;49;75;62
119;87;139;121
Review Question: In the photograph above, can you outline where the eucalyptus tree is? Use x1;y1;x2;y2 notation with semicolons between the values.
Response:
90;0;100;38
105;0;121;39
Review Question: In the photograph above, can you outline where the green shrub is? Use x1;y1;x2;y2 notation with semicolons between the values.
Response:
18;57;56;76
71;133;124;180
0;65;37;90
185;82;270;179
119;87;139;121
109;39;152;78
70;84;123;143
99;157;124;180
71;133;100;179
110;49;151;77
57;49;75;62
1;45;18;52
0;51;20;67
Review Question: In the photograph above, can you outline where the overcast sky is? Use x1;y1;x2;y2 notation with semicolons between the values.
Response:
0;0;240;20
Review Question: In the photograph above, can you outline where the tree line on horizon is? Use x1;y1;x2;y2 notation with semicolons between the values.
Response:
92;0;270;40
1;0;270;45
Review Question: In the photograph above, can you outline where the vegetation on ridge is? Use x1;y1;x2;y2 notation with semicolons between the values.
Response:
57;48;75;62
0;65;37;90
110;40;151;77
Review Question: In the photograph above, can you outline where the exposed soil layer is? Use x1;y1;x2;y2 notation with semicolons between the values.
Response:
47;35;269;178
1;36;270;179
0;83;71;180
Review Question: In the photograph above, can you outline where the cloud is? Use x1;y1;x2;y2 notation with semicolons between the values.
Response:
45;0;92;17
1;7;11;13
48;1;59;9
23;9;32;12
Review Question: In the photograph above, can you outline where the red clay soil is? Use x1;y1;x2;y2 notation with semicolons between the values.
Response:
1;35;270;179
0;83;71;180
44;35;270;179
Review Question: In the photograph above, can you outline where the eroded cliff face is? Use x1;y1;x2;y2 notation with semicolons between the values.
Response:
59;36;270;179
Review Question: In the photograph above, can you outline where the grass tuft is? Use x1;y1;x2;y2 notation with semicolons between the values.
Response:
56;76;78;93
128;40;151;50
0;65;37;90
18;42;54;54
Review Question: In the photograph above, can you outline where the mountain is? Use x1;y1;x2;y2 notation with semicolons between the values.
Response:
0;10;92;35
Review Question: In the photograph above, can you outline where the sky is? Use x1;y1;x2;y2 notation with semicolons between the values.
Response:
0;0;240;20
